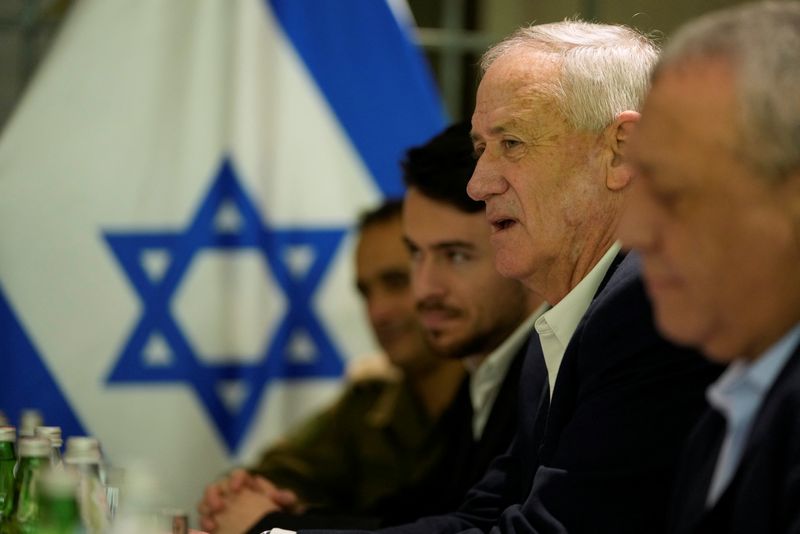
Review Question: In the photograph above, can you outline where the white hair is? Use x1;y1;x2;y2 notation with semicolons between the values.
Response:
481;19;660;132
656;2;800;181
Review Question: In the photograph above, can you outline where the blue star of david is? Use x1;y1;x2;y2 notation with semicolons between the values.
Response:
103;157;346;452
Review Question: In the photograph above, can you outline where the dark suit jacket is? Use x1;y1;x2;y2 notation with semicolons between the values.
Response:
410;342;529;518
300;252;720;534
248;341;529;532
668;339;800;534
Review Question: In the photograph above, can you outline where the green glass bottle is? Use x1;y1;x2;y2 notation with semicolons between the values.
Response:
0;427;16;524
38;468;84;534
1;437;50;534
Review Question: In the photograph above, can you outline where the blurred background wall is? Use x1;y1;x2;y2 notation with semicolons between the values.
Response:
0;0;757;131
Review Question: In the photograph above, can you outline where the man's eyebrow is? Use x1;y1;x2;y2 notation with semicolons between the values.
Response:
471;125;510;141
431;240;475;251
378;268;409;280
402;236;417;250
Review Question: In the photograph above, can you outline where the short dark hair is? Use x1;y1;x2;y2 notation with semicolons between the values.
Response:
357;198;403;231
401;122;482;213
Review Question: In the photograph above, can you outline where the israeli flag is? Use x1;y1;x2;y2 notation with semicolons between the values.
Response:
0;0;444;514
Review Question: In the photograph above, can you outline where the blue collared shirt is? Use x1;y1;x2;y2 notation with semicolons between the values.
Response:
705;323;800;506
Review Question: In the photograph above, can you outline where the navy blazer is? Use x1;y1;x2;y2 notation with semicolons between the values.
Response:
668;339;800;534
302;253;720;534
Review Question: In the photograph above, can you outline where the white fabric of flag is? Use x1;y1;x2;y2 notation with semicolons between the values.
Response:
0;0;445;515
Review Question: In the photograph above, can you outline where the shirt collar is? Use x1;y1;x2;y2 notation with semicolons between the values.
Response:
707;322;800;418
535;242;621;394
471;304;545;376
467;305;546;439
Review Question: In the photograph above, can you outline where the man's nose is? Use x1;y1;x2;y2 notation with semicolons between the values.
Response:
367;293;397;327
467;151;505;201
412;258;447;302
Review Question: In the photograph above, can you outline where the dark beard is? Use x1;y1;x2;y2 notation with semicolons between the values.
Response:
428;320;521;360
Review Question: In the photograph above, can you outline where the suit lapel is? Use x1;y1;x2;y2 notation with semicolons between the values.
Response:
732;340;800;471
671;409;727;533
518;331;550;484
469;343;527;482
536;252;628;462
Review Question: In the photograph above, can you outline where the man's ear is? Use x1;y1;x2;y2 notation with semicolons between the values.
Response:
605;110;640;191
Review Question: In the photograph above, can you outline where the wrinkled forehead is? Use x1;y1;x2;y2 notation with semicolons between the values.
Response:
473;50;564;128
479;49;561;97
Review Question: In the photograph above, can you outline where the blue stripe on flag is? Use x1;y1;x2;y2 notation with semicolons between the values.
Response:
267;0;447;198
0;282;87;437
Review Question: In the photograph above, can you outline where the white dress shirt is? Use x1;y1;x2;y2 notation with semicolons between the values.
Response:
465;306;546;440
535;243;621;397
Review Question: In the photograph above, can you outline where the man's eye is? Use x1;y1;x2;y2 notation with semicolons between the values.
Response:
472;144;485;159
502;139;520;150
384;272;409;290
447;251;469;264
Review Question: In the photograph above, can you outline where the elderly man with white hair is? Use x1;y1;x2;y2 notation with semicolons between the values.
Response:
259;18;720;534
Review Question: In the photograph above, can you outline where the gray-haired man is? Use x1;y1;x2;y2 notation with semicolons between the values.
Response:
621;3;800;533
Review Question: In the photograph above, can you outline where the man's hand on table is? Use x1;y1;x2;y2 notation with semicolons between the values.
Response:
197;469;303;534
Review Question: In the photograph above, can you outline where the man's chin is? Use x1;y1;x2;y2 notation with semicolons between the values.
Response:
426;334;462;358
653;307;708;353
493;250;532;284
429;335;488;360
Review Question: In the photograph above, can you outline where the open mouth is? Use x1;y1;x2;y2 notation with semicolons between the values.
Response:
492;218;516;232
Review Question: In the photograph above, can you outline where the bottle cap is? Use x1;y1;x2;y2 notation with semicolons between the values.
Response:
64;436;102;464
18;436;51;457
35;426;63;447
0;426;16;442
19;409;43;437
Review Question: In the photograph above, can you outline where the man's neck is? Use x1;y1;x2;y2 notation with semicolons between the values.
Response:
538;236;618;305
